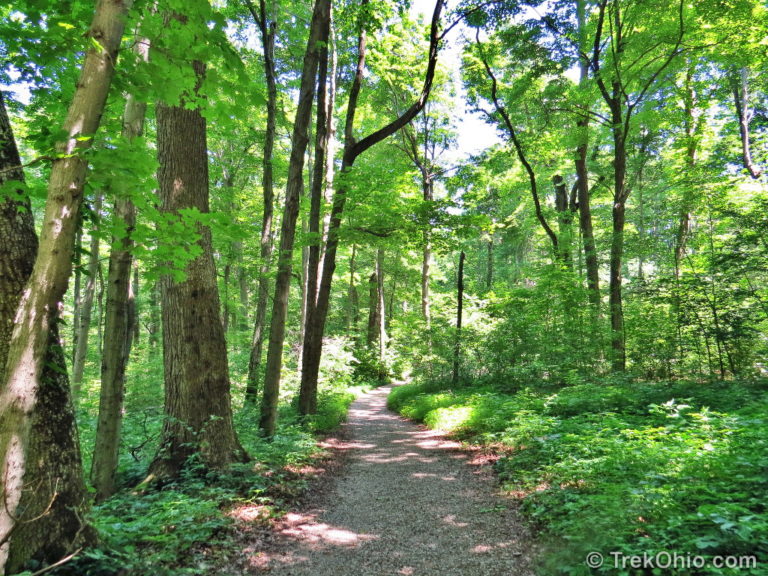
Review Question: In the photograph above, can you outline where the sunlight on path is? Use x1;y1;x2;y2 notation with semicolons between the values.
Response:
246;386;533;575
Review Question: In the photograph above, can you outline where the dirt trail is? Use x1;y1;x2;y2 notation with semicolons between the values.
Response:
243;385;535;575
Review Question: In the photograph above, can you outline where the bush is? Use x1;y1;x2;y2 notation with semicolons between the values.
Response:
388;379;768;576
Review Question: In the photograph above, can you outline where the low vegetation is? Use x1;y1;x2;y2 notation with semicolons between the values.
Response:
36;340;364;576
388;378;768;575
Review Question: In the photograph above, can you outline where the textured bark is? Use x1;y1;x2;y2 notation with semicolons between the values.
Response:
245;0;277;404
91;31;150;502
148;58;246;480
298;9;332;415
259;0;331;436
0;90;91;571
299;0;444;406
0;0;130;561
71;194;102;392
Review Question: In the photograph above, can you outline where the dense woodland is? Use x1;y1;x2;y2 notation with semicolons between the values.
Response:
0;0;767;574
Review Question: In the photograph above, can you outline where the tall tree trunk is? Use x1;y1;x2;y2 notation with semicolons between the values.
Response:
452;251;465;386
366;272;379;348
421;176;433;327
71;194;103;393
575;0;600;310
0;0;132;566
90;30;150;502
71;227;83;363
147;56;246;480
236;244;249;329
245;0;277;404
259;0;331;436
299;0;444;409
673;64;701;369
609;117;628;372
298;10;333;415
346;244;359;335
732;67;762;179
148;280;160;353
376;248;386;377
130;261;139;344
552;174;576;266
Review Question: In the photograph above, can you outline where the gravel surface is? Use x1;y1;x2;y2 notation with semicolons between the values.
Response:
245;385;535;575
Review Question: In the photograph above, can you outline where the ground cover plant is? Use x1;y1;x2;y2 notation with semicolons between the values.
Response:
388;378;768;575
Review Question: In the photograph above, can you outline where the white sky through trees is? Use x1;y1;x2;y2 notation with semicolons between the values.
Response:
410;0;502;162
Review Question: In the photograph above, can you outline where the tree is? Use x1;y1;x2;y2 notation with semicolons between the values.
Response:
90;25;151;502
147;6;246;479
244;0;278;404
259;0;332;436
298;0;445;414
0;0;133;569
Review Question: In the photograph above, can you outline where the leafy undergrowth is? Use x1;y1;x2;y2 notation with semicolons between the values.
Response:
388;378;768;576
47;383;361;576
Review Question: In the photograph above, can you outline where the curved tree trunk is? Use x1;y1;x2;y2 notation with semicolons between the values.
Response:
0;0;132;565
299;0;444;411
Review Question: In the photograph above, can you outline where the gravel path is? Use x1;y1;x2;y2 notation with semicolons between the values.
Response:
249;385;535;575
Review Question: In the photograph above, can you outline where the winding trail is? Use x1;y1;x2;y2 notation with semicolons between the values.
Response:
246;385;534;575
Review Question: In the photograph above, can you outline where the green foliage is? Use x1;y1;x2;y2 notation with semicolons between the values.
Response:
65;324;366;576
390;379;768;575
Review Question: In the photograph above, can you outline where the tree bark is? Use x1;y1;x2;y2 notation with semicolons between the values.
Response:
90;29;150;502
71;194;102;393
147;56;246;480
259;0;331;436
245;0;277;404
452;251;465;386
299;0;444;409
732;67;762;179
366;272;379;348
575;0;600;310
0;0;132;566
298;8;333;414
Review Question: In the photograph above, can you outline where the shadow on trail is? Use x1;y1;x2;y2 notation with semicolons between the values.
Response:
239;386;533;576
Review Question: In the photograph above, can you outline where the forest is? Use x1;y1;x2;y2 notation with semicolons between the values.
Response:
0;0;766;574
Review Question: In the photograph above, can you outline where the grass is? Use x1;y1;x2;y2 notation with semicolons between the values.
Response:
388;378;768;576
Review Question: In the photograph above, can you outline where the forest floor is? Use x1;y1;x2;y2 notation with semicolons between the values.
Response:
221;384;536;575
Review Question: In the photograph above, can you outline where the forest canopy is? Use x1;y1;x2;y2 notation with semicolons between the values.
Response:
0;0;766;574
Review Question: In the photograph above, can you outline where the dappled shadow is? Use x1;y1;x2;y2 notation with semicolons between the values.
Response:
241;386;533;575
